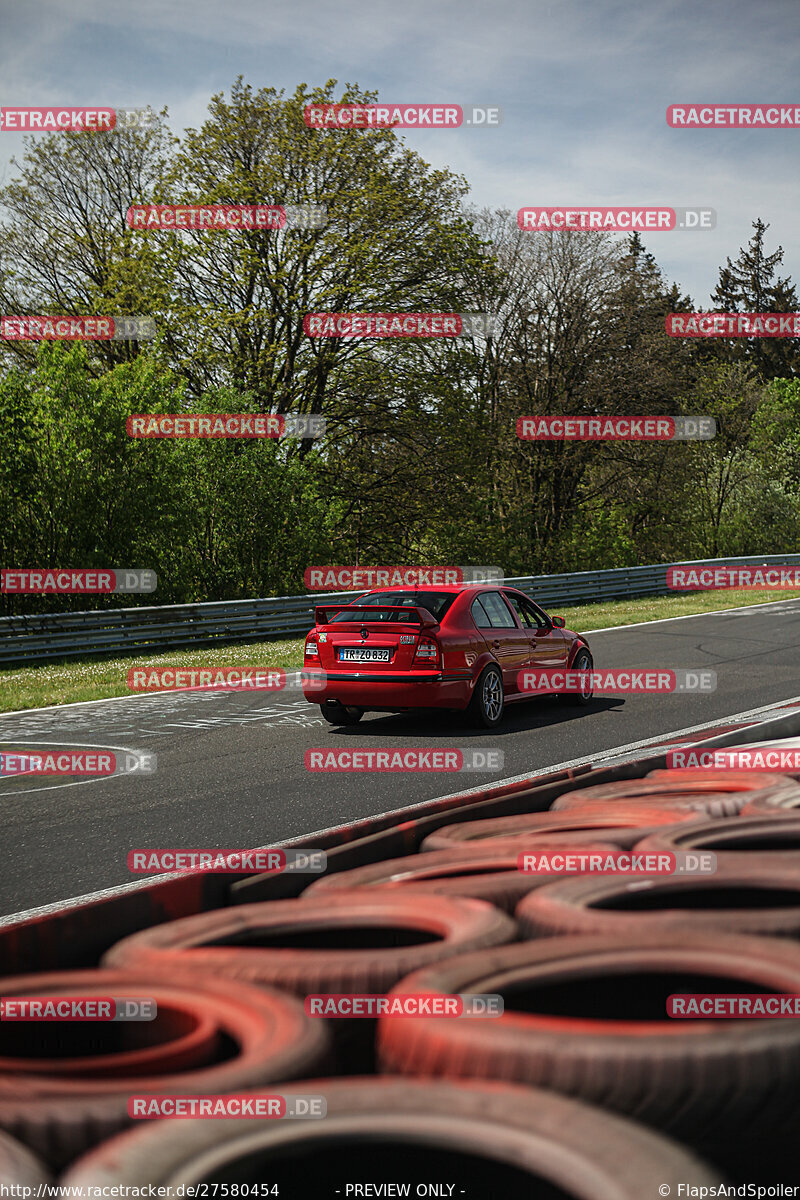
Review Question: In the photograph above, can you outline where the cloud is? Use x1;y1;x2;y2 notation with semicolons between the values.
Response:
1;0;798;301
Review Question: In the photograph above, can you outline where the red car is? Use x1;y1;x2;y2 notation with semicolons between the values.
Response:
302;585;593;727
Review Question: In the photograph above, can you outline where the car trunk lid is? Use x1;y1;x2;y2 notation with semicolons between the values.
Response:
314;604;440;673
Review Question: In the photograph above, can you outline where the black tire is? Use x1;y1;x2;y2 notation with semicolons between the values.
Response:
304;839;618;913
549;776;788;818
102;890;516;994
420;806;706;853
635;812;800;867
0;1130;51;1187
61;1076;726;1196
468;664;504;728
376;931;800;1139
515;860;800;940
742;790;800;814
560;649;593;705
0;970;331;1170
320;702;363;725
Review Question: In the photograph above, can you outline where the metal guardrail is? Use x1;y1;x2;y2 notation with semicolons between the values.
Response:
1;554;799;667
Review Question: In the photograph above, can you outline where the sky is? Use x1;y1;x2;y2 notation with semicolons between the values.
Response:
1;0;799;304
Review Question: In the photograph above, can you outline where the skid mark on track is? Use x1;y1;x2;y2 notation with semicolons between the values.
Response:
0;696;322;739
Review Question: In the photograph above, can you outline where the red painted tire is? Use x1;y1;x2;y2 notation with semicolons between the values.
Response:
635;813;800;866
0;1130;51;1187
376;931;800;1137
103;891;516;994
302;841;618;912
646;768;796;789
742;791;800;815
421;806;705;853
549;776;799;818
515;861;800;940
0;970;330;1169
553;792;748;818
61;1076;725;1195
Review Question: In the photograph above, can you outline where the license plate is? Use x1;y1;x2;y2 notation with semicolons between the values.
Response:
338;647;391;662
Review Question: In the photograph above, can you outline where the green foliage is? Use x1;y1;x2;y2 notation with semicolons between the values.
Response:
0;344;336;611
2;85;800;607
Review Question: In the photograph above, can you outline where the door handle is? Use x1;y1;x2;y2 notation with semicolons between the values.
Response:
492;640;500;648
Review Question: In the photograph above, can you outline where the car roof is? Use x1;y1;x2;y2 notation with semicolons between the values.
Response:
352;584;510;595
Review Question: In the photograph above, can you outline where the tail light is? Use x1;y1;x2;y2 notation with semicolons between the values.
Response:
414;637;440;668
305;638;319;660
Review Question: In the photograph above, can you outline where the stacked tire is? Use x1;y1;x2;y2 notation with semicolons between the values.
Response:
5;762;800;1190
0;969;332;1168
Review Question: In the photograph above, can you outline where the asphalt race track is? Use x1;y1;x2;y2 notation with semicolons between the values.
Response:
3;597;800;918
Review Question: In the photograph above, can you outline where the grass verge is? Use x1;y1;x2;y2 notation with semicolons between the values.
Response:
0;588;797;714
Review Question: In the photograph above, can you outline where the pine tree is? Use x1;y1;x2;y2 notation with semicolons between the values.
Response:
708;219;800;379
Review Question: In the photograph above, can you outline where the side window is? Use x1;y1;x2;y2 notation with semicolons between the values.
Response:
503;593;534;628
471;597;494;629
520;597;550;630
478;592;516;628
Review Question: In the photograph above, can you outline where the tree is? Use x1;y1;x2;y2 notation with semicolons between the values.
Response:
157;77;486;426
706;219;800;380
678;362;766;557
0;115;176;373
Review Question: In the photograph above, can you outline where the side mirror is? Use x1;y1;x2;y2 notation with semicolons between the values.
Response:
551;615;566;628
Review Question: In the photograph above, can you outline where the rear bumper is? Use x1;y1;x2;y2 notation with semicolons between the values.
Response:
303;670;474;711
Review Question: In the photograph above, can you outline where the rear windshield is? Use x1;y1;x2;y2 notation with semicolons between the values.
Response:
329;591;458;622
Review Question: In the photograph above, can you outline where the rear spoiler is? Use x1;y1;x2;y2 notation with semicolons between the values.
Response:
314;604;440;629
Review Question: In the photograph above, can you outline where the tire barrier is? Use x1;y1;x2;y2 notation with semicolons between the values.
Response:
514;861;800;940
0;970;331;1169
634;813;800;866
376;932;800;1140
549;770;800;818
741;790;800;815
102;891;516;993
553;792;751;818
303;841;620;912
102;891;515;1079
5;713;800;1183
420;806;707;853
646;768;797;789
60;1076;726;1196
0;1130;51;1187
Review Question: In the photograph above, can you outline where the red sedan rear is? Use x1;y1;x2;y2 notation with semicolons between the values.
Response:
302;585;593;727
